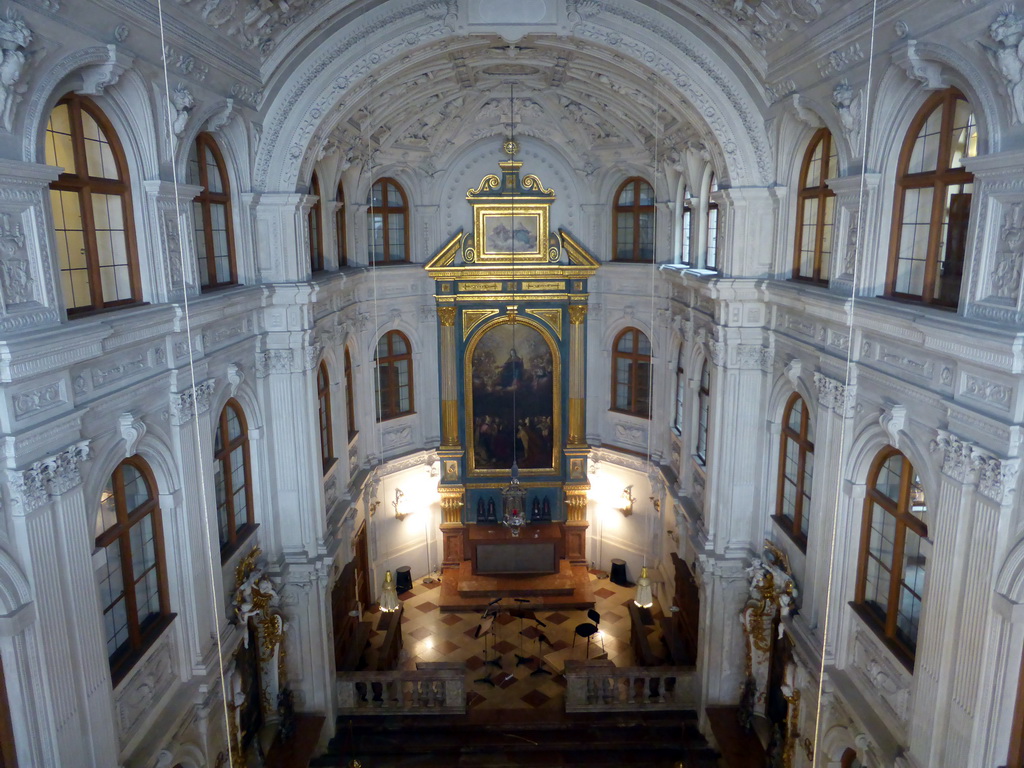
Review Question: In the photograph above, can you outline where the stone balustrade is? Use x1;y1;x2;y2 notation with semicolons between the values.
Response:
336;662;466;714
563;660;699;713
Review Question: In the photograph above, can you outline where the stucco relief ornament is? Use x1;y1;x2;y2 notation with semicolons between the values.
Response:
170;83;194;138
0;10;31;134
0;212;33;308
993;201;1024;299
983;9;1024;125
832;79;862;154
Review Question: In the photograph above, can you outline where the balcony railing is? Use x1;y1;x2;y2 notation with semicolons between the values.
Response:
563;660;699;713
336;662;466;715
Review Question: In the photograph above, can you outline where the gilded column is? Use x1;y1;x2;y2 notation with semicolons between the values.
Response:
435;303;466;566
563;302;590;563
567;303;588;447
437;305;459;447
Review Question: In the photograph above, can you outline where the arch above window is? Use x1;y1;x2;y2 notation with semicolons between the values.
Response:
774;392;814;548
887;87;976;308
793;128;837;284
613;177;655;262
855;447;929;664
367;178;409;264
374;330;414;421
611;327;652;418
46;93;140;314
214;400;255;556
94;456;170;682
188;132;237;289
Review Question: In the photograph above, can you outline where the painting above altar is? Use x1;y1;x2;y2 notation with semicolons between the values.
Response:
467;319;558;474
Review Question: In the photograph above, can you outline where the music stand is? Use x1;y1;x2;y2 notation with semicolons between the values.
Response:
512;603;534;667
473;614;496;686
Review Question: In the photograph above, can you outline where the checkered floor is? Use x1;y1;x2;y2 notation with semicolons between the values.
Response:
363;570;665;711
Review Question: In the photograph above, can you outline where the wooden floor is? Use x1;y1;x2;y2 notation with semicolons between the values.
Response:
438;561;596;612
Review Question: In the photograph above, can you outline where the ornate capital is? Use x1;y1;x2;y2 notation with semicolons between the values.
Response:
170;379;216;425
976;452;1020;505
814;372;855;417
255;349;294;378
8;440;91;510
437;306;457;327
568;304;588;325
930;429;976;484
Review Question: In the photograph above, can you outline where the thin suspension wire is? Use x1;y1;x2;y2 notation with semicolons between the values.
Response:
810;0;879;761
155;0;233;759
510;81;518;472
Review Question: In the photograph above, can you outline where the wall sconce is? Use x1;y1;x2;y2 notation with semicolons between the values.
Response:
649;496;661;513
620;485;635;517
392;488;409;520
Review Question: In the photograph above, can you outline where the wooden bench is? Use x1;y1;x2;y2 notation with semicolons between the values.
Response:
337;620;373;672
660;616;690;666
376;606;404;671
628;601;661;667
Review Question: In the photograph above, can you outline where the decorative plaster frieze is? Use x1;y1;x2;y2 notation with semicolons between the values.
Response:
7;440;90;510
851;626;911;727
990;201;1024;301
818;42;864;77
114;632;174;739
382;425;413;450
169;379;215;425
11;379;64;421
814;372;855;417
613;421;648;450
161;44;208;83
0;211;35;308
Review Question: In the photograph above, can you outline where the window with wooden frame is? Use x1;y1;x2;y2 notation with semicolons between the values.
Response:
855;448;929;665
611;327;652;418
0;656;17;768
46;93;141;314
680;186;692;265
613;177;655;262
344;347;357;441
775;393;814;548
887;88;976;307
793;129;837;284
367;178;409;264
187;132;236;290
317;361;334;472
214;401;255;555
673;345;686;434
706;174;720;271
696;360;710;464
94;457;171;683
336;181;347;267
374;330;414;421
1007;644;1024;768
308;172;324;272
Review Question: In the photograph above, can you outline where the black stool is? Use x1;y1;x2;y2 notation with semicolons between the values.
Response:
395;566;413;594
610;559;628;586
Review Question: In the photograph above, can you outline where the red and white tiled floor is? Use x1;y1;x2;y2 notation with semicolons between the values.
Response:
363;570;665;712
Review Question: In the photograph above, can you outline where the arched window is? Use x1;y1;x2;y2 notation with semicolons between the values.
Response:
888;88;976;307
680;186;692;266
345;347;357;441
94;457;169;682
367;178;409;264
46;93;140;314
214;401;255;555
696;360;710;464
775;393;814;547
613;177;655;262
611;328;652;418
188;132;236;289
706;173;719;271
336;181;347;267
673;345;686;433
317;361;333;472
308;172;324;272
374;331;413;421
856;448;928;662
794;128;837;284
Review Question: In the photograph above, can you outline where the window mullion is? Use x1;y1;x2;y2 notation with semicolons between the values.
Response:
119;528;141;648
886;517;908;639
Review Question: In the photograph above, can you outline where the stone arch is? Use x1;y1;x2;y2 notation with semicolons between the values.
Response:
995;533;1024;603
83;429;181;520
0;548;31;616
254;2;770;193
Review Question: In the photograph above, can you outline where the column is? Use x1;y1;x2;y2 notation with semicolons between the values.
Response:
564;302;590;564
435;303;465;566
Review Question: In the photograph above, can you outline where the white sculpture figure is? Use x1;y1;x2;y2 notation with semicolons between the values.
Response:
832;79;862;152
984;10;1024;125
170;84;195;137
0;11;31;133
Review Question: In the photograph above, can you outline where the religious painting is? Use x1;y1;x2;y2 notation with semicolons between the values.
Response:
467;319;558;474
482;212;541;256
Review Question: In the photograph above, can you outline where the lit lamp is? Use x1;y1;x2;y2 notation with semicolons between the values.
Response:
634;566;654;608
379;570;400;613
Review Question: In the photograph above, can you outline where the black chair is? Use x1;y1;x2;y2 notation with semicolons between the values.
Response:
573;609;604;658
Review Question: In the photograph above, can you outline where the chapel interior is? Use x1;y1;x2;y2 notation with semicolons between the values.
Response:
1;1;1024;767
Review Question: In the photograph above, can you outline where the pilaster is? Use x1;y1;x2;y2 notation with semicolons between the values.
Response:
826;173;882;297
142;180;203;304
718;186;775;277
250;193;316;283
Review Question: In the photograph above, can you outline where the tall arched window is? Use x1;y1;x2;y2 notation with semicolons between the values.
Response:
317;361;334;472
888;88;976;307
680;186;692;266
308;172;324;272
611;328;652;418
613;177;655;262
94;457;170;682
706;174;719;271
856;448;928;662
374;331;414;421
775;393;814;547
344;347;357;441
367;178;409;264
214;401;255;554
794;128;837;284
336;181;347;267
188;132;236;289
46;93;140;314
696;360;710;464
673;345;686;433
